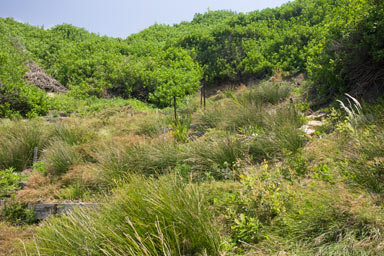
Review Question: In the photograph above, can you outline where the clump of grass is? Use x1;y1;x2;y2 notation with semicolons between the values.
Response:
196;83;291;133
130;112;167;137
51;121;96;145
248;104;305;160
270;182;384;255
196;99;234;129
185;134;247;179
42;139;82;176
237;82;291;105
25;175;221;256
94;138;181;181
334;97;384;192
342;127;384;193
265;104;305;154
0;119;50;171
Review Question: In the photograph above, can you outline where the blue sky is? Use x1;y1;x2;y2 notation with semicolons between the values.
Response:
1;0;290;38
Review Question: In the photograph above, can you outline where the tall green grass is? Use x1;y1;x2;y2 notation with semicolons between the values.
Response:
94;139;181;181
236;82;290;106
0;119;50;171
42;139;82;176
270;183;384;256
197;83;291;133
25;175;221;256
185;135;247;179
51;122;96;145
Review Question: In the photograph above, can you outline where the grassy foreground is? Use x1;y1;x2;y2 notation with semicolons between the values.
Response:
1;79;384;255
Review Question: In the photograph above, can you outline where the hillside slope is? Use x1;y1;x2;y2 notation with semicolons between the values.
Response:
0;0;383;117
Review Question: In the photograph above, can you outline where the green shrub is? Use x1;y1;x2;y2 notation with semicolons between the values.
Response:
27;175;221;255
0;168;21;198
0;20;51;118
1;201;36;225
307;0;384;100
211;164;292;246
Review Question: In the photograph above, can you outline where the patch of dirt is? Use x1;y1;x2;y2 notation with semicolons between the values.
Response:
24;62;67;93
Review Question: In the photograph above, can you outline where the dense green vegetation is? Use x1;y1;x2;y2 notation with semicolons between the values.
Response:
1;0;383;117
1;0;384;255
0;79;380;255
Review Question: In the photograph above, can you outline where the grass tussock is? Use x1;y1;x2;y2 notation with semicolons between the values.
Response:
42;139;83;176
185;135;247;179
0;119;50;171
93;138;181;181
270;182;384;256
24;175;221;256
50;121;96;145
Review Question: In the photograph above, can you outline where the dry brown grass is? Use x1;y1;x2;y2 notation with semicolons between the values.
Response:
15;172;60;202
0;222;35;256
61;164;104;189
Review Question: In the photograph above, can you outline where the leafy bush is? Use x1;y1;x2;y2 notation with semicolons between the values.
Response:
211;163;292;246
307;0;384;100
0;168;21;198
0;18;50;118
1;202;36;225
27;175;221;255
0;82;50;118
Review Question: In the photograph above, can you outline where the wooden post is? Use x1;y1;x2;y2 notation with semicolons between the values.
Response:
33;147;38;164
173;96;177;122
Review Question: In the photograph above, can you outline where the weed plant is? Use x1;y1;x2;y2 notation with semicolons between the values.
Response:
0;168;21;198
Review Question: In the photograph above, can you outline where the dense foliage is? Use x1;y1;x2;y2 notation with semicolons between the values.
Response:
0;0;383;116
0;19;50;118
